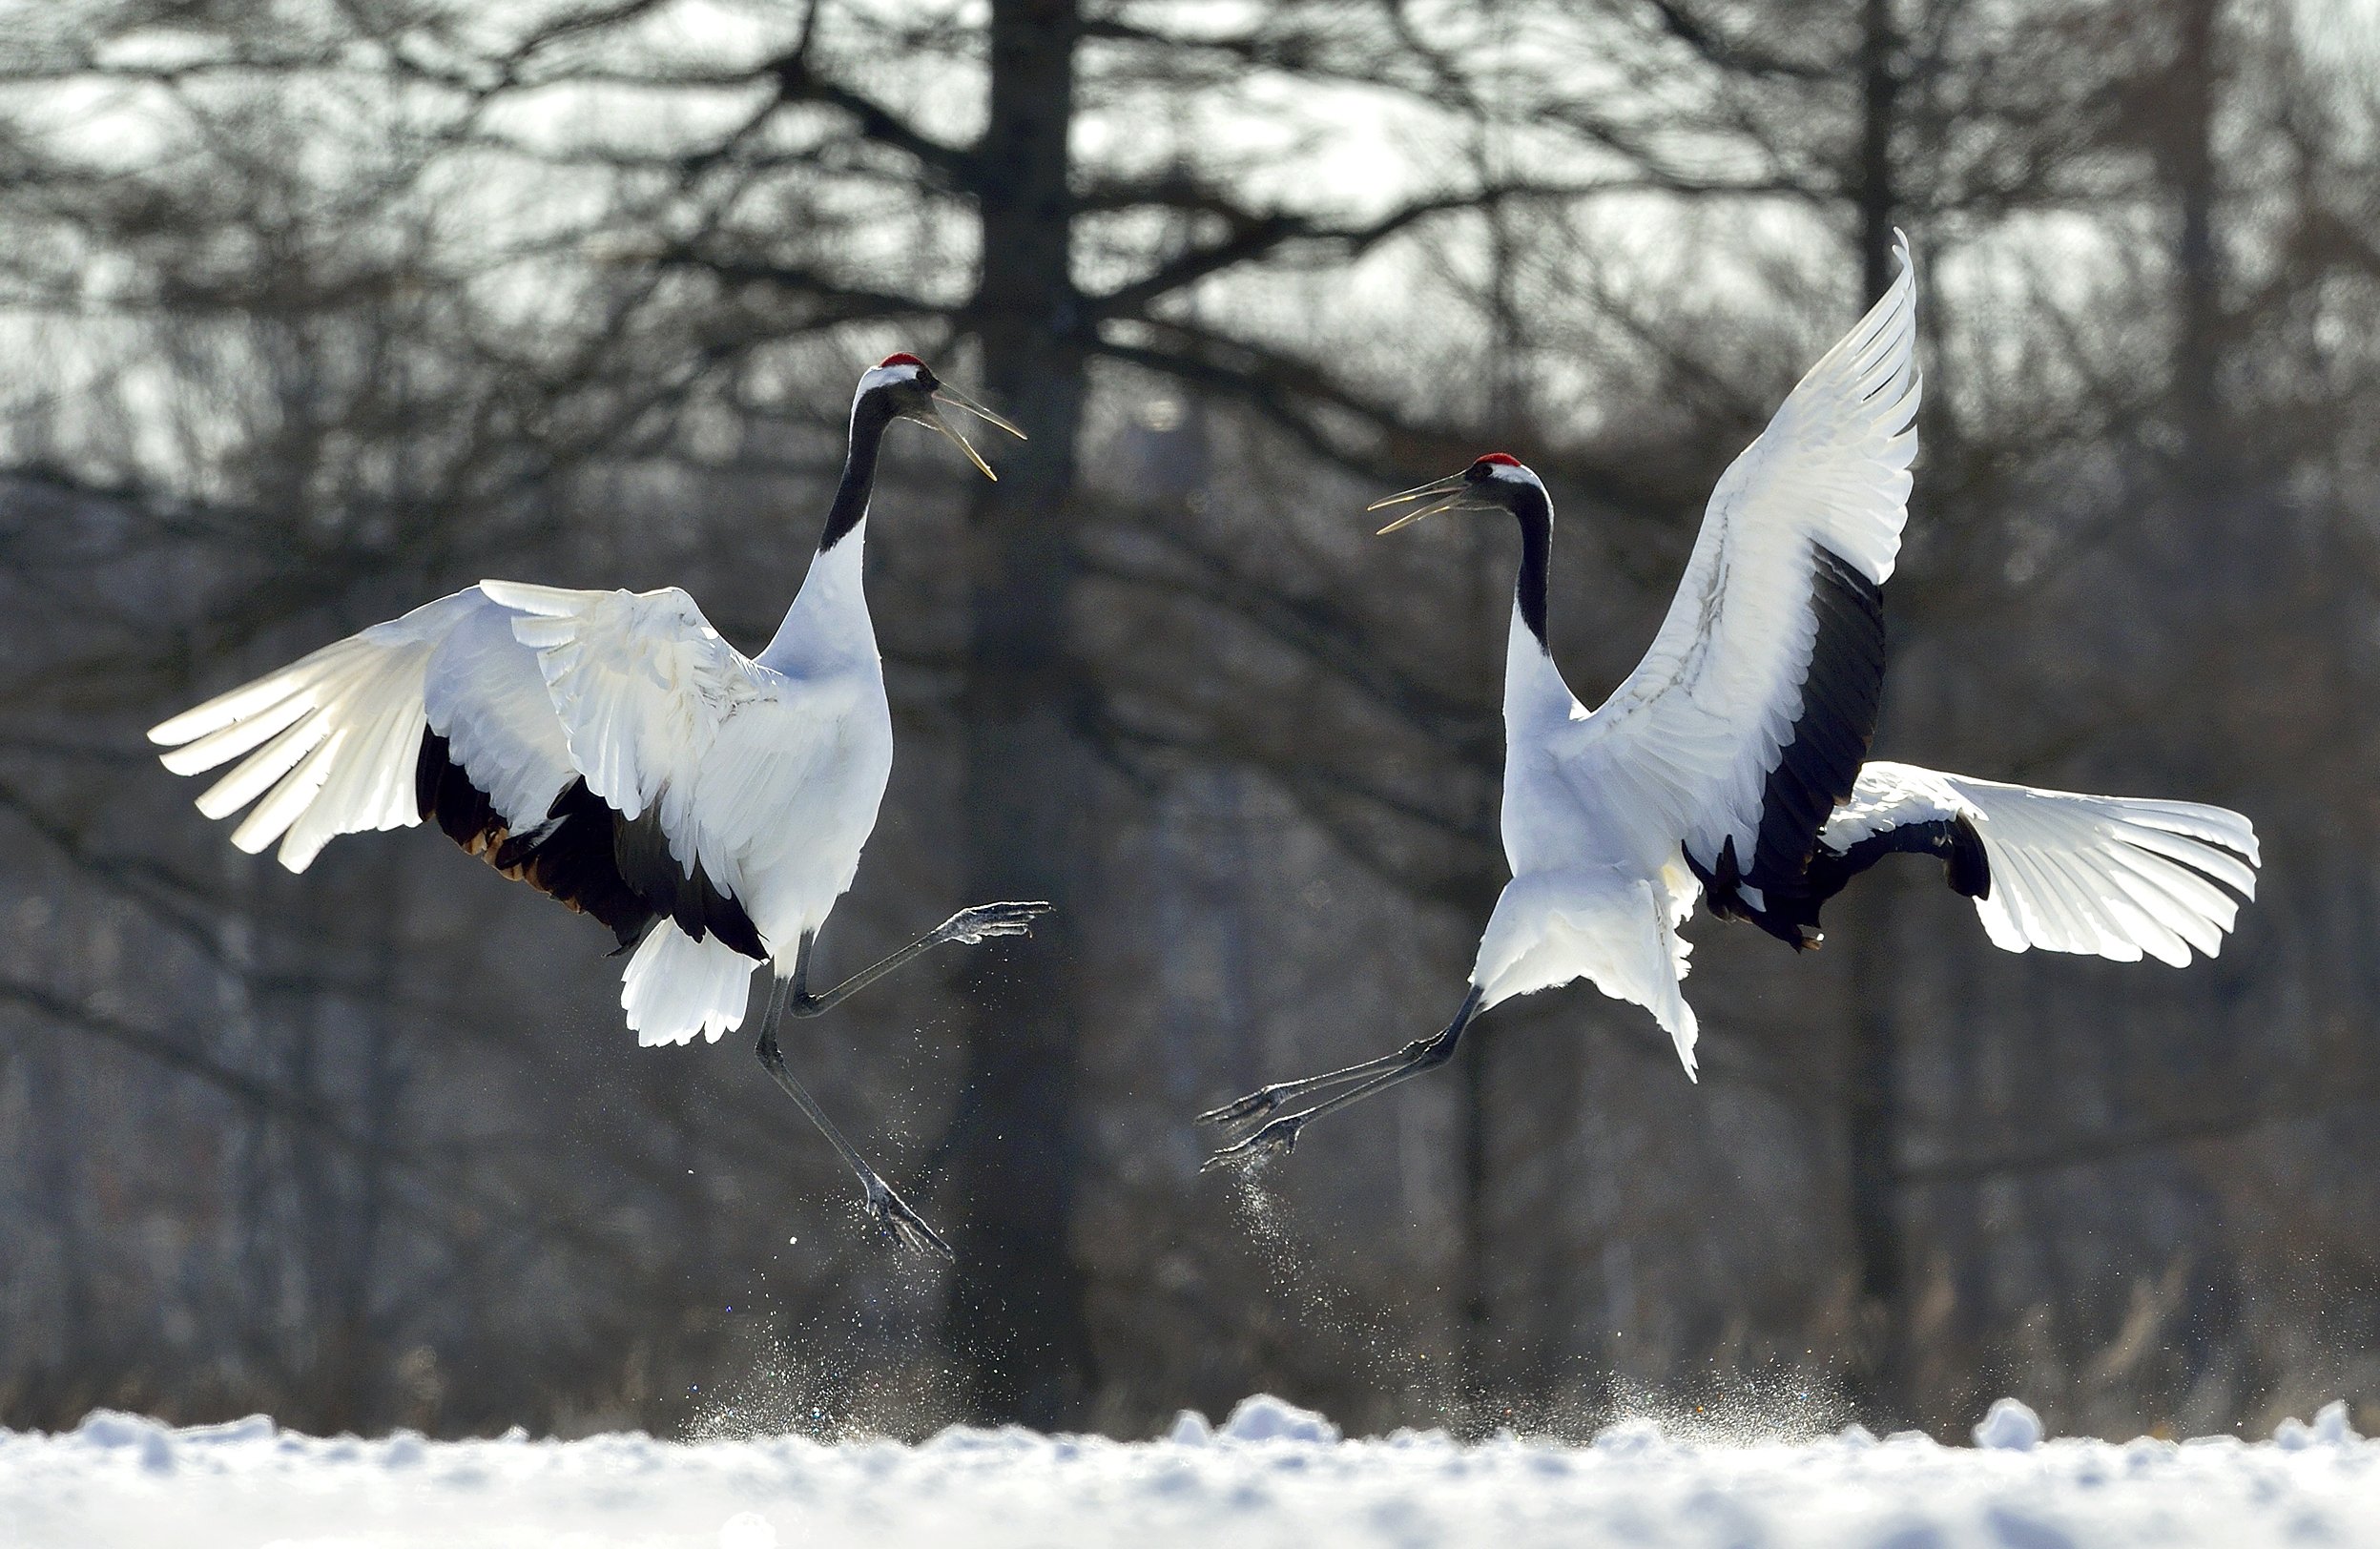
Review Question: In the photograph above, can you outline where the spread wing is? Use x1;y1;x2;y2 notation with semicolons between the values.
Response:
480;580;763;816
144;581;774;885
1826;761;2260;966
480;583;762;819
146;589;492;872
1556;235;1920;905
481;579;798;957
149;580;839;1045
148;580;793;952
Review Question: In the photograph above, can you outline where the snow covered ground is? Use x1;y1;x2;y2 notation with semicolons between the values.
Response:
3;1394;2374;1549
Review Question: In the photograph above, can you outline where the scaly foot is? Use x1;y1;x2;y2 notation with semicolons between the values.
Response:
942;900;1052;945
862;1176;954;1260
1201;1114;1304;1172
1195;1085;1289;1128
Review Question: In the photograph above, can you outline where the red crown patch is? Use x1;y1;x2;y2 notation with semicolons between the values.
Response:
878;352;926;369
1478;452;1522;467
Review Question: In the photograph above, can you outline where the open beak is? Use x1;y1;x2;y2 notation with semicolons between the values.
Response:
926;382;1027;481
1366;471;1474;535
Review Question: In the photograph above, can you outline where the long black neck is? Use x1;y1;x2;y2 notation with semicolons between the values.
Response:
819;393;898;552
1510;483;1552;651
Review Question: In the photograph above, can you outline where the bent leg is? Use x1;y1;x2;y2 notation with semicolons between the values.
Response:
755;964;952;1258
787;902;1049;1019
1202;986;1485;1171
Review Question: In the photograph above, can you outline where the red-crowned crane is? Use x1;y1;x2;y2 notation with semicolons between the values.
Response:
148;355;1040;1255
1201;238;2259;1167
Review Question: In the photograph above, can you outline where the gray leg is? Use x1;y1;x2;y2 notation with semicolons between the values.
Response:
1196;1043;1436;1127
1202;986;1486;1172
787;902;1049;1019
755;960;953;1259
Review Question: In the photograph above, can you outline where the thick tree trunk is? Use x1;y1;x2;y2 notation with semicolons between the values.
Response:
2163;0;2239;599
1856;0;1902;307
1457;202;1530;1422
937;0;1100;1426
1843;0;1909;1430
1843;887;1907;1421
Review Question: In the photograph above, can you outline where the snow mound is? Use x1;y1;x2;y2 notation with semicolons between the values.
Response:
1169;1408;1215;1446
5;1394;2377;1549
1974;1396;2044;1451
2273;1400;2362;1450
1217;1394;1340;1443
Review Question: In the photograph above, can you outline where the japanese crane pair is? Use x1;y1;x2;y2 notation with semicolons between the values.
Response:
150;242;2259;1251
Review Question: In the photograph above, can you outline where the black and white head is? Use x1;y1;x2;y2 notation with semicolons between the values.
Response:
1367;453;1547;533
857;353;1025;480
1370;453;1556;644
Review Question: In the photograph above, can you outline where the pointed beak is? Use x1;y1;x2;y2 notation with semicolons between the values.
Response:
923;382;1026;481
928;409;998;480
1367;471;1474;535
933;382;1026;440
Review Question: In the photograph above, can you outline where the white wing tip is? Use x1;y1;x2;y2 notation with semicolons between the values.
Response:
478;578;582;617
149;696;264;747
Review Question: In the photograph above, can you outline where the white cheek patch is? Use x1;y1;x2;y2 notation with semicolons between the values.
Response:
855;362;925;403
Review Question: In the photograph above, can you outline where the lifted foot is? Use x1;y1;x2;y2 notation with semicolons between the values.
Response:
1201;1114;1303;1172
1195;1085;1288;1129
862;1176;954;1260
942;900;1051;945
1194;1033;1435;1132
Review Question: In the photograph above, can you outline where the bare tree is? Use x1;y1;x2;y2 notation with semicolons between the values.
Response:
3;0;2377;1440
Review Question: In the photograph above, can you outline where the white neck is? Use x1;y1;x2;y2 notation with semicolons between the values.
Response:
757;516;879;674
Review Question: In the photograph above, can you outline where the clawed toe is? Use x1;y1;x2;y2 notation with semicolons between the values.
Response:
945;900;1053;944
1201;1116;1301;1172
863;1180;955;1260
1195;1086;1284;1127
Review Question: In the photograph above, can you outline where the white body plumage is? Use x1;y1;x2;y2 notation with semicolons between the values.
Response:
151;357;1051;1258
147;517;890;1047
1461;242;1926;1074
1446;238;2257;1077
1198;239;2260;1171
144;360;997;1051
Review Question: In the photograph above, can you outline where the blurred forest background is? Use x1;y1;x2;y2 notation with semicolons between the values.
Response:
3;0;2378;1445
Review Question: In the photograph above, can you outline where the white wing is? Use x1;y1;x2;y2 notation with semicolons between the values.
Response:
480;579;820;904
480;581;762;822
147;589;492;871
486;581;887;1042
1828;761;2261;966
149;580;804;1046
422;599;578;829
1556;236;1920;894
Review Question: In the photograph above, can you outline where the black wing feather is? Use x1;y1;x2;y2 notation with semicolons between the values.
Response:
415;731;765;960
1694;542;1889;944
611;807;769;960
